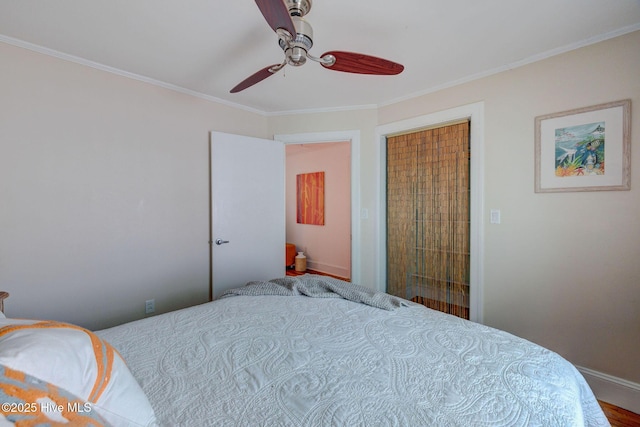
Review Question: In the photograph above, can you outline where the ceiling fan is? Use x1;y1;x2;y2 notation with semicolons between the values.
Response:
230;0;404;93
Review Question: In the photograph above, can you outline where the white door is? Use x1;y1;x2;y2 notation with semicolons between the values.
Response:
210;131;285;298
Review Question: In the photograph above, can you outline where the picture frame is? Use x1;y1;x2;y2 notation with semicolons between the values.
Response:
534;99;631;193
296;171;325;225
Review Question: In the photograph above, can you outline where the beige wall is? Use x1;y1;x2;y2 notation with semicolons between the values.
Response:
0;42;269;330
1;28;638;402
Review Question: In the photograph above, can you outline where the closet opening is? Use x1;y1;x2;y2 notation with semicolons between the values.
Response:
386;121;471;319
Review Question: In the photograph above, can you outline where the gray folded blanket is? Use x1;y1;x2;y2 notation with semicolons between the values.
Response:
220;274;408;311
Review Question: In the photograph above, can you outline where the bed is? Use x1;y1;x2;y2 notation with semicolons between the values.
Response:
0;275;609;426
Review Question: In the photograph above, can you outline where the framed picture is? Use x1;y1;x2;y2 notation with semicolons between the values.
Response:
535;99;631;193
296;171;325;225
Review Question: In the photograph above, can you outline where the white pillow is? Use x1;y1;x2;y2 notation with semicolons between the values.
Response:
0;318;157;427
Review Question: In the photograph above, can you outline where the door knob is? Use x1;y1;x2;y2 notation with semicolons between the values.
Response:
215;239;230;245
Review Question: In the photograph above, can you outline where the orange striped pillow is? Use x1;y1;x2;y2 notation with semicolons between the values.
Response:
0;319;156;427
0;364;107;426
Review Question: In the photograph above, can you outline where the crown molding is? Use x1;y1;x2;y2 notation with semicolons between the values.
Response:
0;34;266;116
379;23;640;108
3;23;639;117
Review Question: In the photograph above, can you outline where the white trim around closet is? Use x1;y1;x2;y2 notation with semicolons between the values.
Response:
374;102;485;323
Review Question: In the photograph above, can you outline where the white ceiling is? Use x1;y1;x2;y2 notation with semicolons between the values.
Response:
1;0;639;114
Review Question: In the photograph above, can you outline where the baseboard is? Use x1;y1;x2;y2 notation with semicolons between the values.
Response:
577;365;640;414
306;261;350;280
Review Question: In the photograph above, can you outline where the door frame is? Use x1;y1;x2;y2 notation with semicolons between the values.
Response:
274;130;360;285
375;102;485;323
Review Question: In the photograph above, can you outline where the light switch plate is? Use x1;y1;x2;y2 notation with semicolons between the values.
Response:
490;209;501;224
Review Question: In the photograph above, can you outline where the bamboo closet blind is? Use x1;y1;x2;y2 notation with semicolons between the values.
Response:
387;121;470;319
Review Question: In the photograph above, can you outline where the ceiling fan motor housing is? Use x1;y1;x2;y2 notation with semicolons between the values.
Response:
279;16;313;66
284;0;312;17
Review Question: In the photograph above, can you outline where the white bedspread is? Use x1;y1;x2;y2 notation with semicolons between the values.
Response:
97;294;608;426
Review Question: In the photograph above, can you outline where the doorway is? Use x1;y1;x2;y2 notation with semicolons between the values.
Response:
285;142;351;280
275;131;361;285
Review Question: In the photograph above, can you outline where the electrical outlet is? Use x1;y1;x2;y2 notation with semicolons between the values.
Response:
145;299;155;314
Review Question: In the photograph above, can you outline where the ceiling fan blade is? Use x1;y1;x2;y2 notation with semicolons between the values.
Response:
321;51;404;75
230;64;283;93
254;0;297;38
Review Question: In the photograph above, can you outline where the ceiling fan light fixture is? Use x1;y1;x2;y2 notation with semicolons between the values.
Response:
285;46;307;65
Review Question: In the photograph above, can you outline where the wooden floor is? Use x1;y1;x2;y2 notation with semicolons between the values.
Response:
599;401;640;427
285;268;350;282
